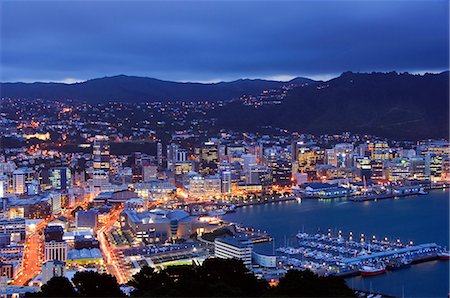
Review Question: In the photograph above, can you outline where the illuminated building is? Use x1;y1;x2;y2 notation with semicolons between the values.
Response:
157;142;163;167
370;160;384;180
92;135;110;171
409;157;428;180
354;156;372;180
120;209;212;243
188;174;221;198
242;154;257;174
44;241;68;262
385;158;410;182
173;161;194;176
49;167;71;190
44;226;68;262
325;144;353;168
370;141;390;161
426;154;443;181
0;218;26;243
296;147;323;173
66;248;103;266
214;236;253;269
22;132;50;141
221;171;232;194
247;165;271;187
197;142;219;176
12;168;34;195
142;163;158;182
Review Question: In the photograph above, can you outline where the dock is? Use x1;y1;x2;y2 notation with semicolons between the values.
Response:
276;231;446;277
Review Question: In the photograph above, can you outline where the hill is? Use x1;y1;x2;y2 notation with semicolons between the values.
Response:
211;71;449;140
0;75;315;102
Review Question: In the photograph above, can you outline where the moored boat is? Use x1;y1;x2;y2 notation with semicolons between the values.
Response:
437;251;450;260
386;258;412;270
359;264;386;276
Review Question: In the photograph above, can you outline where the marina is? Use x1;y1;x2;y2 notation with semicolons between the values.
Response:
276;231;447;278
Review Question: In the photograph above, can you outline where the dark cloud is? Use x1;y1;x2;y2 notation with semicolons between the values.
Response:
1;0;448;82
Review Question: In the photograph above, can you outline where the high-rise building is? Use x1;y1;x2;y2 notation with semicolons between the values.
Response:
12;168;34;195
93;135;110;171
198;142;219;176
221;171;232;194
49;167;71;190
242;154;257;174
370;141;390;161
157;142;163;167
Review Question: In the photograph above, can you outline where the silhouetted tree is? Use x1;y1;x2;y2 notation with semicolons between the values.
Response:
25;276;78;297
72;271;125;297
128;259;268;297
269;269;356;297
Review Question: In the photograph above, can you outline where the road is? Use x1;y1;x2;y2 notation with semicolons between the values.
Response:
14;194;94;285
97;207;128;284
14;220;47;285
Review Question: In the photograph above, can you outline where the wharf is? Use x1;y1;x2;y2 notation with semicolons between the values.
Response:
348;191;426;202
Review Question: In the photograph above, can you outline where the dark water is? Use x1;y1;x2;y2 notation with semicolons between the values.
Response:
224;190;450;297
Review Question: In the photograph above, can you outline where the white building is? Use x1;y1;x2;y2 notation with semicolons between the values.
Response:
44;241;68;262
214;236;253;269
12;168;34;195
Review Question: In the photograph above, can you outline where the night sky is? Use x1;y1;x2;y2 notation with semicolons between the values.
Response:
1;0;448;83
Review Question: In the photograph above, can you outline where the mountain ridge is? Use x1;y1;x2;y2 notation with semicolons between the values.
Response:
0;74;315;102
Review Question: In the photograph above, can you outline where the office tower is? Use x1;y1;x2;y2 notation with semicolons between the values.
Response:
334;143;354;168
166;143;180;171
12;168;34;195
198;142;219;176
221;171;232;194
267;157;292;187
242;154;257;174
49;167;71;190
142;162;158;182
370;141;390;161
157;142;163;167
93;135;110;171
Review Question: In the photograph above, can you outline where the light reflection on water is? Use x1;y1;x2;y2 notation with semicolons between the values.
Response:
224;190;450;297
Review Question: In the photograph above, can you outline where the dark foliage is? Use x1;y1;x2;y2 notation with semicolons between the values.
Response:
72;271;125;297
25;276;78;297
269;269;356;297
128;258;355;297
212;71;449;139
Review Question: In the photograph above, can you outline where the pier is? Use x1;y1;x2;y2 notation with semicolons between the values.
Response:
276;231;446;277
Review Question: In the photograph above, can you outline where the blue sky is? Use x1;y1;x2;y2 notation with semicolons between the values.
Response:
1;0;449;83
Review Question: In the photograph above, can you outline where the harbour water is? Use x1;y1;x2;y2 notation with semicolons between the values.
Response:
224;189;449;297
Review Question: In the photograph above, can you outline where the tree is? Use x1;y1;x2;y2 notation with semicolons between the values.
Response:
269;269;356;297
72;271;125;297
128;258;268;297
25;277;78;297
